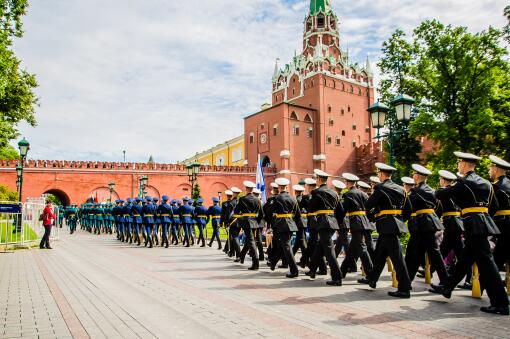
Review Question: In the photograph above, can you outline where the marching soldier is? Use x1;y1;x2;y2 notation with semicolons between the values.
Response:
124;198;134;244
407;164;448;286
132;197;143;246
357;180;376;257
195;198;208;247
401;176;420;276
436;170;470;288
65;204;78;234
359;162;413;298
227;187;242;258
268;178;302;278
488;155;510;272
307;169;344;286
332;179;357;274
142;197;156;248
265;183;282;269
235;181;263;270
252;189;266;261
339;173;375;279
292;184;308;267
220;191;234;254
179;197;194;247
158;196;173;248
171;200;181;245
430;152;508;315
207;197;223;249
152;197;160;246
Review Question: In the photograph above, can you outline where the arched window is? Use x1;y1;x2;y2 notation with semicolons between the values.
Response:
306;127;313;138
293;124;300;136
304;114;313;123
326;135;332;144
249;132;254;144
273;123;279;136
327;105;332;113
328;118;334;126
335;137;341;146
342;130;346;136
290;111;299;120
317;14;325;28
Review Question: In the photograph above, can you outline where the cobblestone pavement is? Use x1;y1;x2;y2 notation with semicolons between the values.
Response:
0;230;508;339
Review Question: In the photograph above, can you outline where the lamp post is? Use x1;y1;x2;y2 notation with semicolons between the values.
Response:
139;175;148;198
108;181;116;202
218;191;222;202
186;163;201;198
17;138;30;202
367;94;415;167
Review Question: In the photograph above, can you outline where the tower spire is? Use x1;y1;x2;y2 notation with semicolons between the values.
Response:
273;58;280;78
310;0;332;15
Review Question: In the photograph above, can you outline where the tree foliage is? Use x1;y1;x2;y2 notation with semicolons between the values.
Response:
192;183;201;201
378;20;509;176
0;144;18;159
0;0;38;150
0;184;18;201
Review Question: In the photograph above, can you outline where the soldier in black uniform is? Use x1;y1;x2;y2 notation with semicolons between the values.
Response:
488;155;510;272
302;178;327;274
221;190;234;254
339;174;375;278
436;170;471;288
292;184;308;267
252;188;266;261
265;183;287;269
407;164;448;286
401;176;420;277
235;181;263;270
307;169;344;286
431;152;509;315
359;180;376;257
359;162;413;298
268;178;302;278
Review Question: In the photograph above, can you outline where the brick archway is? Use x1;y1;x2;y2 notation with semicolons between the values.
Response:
89;187;120;203
209;182;228;200
145;186;160;200
43;189;71;206
173;183;192;199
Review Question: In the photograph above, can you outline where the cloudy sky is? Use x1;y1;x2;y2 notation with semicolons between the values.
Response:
12;0;507;163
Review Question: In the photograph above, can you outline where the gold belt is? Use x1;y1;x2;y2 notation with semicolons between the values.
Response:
133;214;141;217
461;207;488;215
197;215;207;218
442;211;461;217
123;214;130;217
212;216;221;219
144;214;154;217
494;210;510;216
301;213;307;217
310;209;334;216
275;213;294;218
160;214;170;216
182;214;191;217
346;211;366;217
375;210;402;218
411;213;417;217
415;209;435;215
241;213;257;217
233;214;241;218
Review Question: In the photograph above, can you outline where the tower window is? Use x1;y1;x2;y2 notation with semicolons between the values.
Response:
290;111;299;120
293;124;300;136
249;132;254;144
335;137;341;146
317;15;325;28
328;118;334;126
352;140;357;148
327;105;332;113
342;130;346;136
326;135;332;144
273;124;279;136
306;127;313;138
348;106;351;112
304;114;313;123
352;124;357;130
260;123;265;130
341;109;345;116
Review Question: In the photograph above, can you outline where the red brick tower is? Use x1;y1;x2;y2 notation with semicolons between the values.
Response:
244;0;377;180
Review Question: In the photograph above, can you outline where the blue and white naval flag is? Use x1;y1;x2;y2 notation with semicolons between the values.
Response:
256;154;267;203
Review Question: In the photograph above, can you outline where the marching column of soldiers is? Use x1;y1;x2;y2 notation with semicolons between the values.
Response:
60;151;509;316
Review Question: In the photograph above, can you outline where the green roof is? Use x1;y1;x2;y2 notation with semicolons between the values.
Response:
310;0;332;16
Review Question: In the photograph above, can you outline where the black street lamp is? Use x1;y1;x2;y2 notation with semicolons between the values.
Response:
108;181;116;202
139;175;148;198
17;138;30;202
186;163;201;198
368;94;415;166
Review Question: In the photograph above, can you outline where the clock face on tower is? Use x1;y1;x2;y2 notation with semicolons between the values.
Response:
260;133;267;144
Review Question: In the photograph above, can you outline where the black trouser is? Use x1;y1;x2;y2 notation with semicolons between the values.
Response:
440;230;471;281
268;232;288;267
341;231;373;276
292;228;308;260
280;232;298;275
310;229;342;282
229;226;241;258
407;231;448;284
493;233;509;271
303;229;326;272
405;232;422;271
239;228;259;267
369;234;411;292
40;226;52;249
209;225;222;248
334;228;350;257
445;236;508;308
254;228;265;260
364;230;375;258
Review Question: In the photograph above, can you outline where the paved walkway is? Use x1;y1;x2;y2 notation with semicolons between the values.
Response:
0;230;508;339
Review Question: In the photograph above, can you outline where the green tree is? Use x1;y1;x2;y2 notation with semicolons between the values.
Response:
44;193;61;206
0;0;38;150
0;184;18;201
192;183;201;201
379;20;509;175
0;144;18;159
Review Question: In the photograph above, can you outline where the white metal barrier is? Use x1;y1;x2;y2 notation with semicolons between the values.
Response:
0;199;60;250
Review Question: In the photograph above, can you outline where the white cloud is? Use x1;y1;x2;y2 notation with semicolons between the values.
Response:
12;0;507;162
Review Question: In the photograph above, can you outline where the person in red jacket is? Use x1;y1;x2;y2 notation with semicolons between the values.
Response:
40;200;55;249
